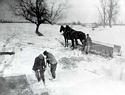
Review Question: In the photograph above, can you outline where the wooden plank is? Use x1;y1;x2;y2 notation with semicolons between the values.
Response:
0;52;15;55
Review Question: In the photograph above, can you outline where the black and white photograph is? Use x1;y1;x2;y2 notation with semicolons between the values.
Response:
0;0;125;95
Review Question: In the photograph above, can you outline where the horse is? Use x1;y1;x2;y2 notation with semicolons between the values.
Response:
60;25;70;47
60;25;86;49
65;25;86;49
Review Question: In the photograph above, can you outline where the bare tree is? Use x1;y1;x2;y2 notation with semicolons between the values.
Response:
47;0;67;24
98;0;108;27
11;0;66;36
107;0;119;27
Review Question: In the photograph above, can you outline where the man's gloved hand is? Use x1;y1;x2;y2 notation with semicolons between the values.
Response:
46;60;50;63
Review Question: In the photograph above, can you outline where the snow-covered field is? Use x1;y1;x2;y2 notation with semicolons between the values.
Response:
0;23;125;95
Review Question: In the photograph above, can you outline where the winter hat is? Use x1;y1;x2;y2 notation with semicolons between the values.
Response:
43;50;48;55
38;54;44;59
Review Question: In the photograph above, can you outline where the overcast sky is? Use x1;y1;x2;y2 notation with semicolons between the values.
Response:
0;0;125;23
65;0;125;23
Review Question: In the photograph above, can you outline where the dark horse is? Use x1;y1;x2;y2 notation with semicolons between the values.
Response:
60;25;77;47
65;25;86;49
60;25;86;49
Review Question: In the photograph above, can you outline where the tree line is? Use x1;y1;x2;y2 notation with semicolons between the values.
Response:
9;0;119;36
98;0;119;28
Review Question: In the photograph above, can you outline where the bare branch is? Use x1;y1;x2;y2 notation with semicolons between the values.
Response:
107;0;119;27
98;0;108;27
48;0;67;23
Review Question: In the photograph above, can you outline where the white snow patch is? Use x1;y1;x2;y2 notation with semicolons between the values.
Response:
0;23;125;95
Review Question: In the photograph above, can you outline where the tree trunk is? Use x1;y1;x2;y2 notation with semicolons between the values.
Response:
103;19;106;28
103;9;106;28
109;19;112;28
35;24;43;36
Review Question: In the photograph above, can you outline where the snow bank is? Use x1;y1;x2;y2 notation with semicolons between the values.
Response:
102;57;125;81
0;23;125;95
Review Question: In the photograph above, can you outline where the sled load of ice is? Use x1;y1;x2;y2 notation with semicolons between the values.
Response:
90;40;121;58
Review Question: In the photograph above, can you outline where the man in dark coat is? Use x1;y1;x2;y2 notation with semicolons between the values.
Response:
43;51;57;80
32;54;46;84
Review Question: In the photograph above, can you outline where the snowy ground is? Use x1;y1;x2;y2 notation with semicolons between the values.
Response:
0;23;125;95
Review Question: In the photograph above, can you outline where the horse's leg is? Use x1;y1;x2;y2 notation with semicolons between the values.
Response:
65;39;68;47
67;39;68;47
64;38;66;47
75;39;78;45
71;39;74;49
80;39;85;50
80;39;83;44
